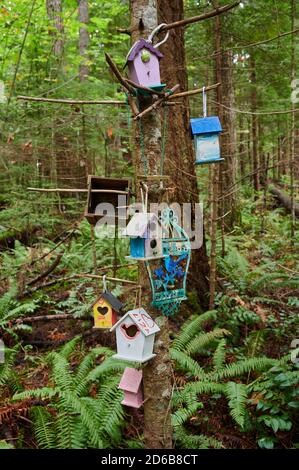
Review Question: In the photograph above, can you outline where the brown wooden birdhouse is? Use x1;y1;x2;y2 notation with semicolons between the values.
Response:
93;290;124;329
84;175;131;225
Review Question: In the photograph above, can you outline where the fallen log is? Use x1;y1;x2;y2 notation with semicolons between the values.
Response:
269;186;299;217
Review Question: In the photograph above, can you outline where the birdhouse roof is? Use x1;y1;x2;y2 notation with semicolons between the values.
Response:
110;308;160;336
94;290;124;313
190;116;222;136
126;39;163;63
122;212;161;238
118;367;143;393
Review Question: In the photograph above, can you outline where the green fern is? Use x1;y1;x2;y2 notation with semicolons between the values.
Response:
13;340;128;449
224;382;248;429
212;339;227;370
30;406;56;449
172;311;217;351
186;328;230;355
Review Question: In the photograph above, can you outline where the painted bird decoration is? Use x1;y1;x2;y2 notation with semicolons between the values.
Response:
154;254;187;291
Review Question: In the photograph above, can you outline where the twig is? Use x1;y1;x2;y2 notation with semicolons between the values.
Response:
105;53;134;93
163;2;240;30
27;253;63;287
168;82;220;100
133;85;180;121
7;0;36;106
17;95;126;105
118;2;240;35
15;314;91;324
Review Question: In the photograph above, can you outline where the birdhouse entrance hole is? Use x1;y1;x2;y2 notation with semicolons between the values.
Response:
97;306;108;316
121;324;140;339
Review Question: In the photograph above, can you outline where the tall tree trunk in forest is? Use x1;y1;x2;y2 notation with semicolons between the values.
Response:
129;0;172;449
212;0;238;231
46;0;64;57
250;56;260;192
290;0;296;240
78;0;90;81
157;0;210;307
46;0;87;189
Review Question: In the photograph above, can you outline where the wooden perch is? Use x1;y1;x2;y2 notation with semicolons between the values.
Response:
26;252;63;286
17;95;126;105
169;82;221;100
269;186;299;218
160;2;240;31
117;1;240;35
133;84;180;121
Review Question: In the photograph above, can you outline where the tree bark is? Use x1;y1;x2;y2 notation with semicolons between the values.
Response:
78;0;90;81
250;56;260;192
46;0;64;57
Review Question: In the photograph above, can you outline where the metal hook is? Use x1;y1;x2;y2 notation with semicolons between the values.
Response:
102;274;107;292
147;23;169;49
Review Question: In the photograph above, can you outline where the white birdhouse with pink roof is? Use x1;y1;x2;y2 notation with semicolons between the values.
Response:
110;308;160;363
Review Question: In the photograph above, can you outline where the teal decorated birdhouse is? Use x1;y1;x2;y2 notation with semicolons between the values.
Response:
190;116;223;165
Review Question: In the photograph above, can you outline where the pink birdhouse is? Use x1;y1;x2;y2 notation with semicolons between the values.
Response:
126;38;163;88
119;367;143;409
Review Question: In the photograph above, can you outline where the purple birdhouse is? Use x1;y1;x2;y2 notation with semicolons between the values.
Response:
119;367;143;409
126;38;163;88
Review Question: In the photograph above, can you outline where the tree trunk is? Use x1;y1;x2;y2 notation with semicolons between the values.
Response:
290;0;296;240
46;0;64;57
250;56;260;192
130;0;172;449
78;0;90;81
157;0;210;307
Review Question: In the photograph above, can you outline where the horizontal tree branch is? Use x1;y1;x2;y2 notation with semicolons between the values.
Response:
118;1;240;35
17;95;126;105
169;82;220;100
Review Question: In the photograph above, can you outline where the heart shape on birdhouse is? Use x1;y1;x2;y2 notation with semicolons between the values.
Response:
97;306;109;316
120;323;140;340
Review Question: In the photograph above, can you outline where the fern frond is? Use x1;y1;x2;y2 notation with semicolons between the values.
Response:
172;402;202;427
47;352;74;392
252;272;298;291
86;357;129;383
186;328;231;355
212;339;227;371
207;357;276;382
177;381;225;397
31;406;56;449
13;387;58;401
224;382;248;429
59;336;81;359
170;349;205;378
59;391;104;448
174;426;222;449
75;347;114;396
172;311;217;351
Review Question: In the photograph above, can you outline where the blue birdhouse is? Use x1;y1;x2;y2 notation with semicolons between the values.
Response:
190;116;223;165
122;212;164;261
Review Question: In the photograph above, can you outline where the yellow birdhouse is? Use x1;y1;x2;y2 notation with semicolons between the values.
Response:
93;291;124;329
